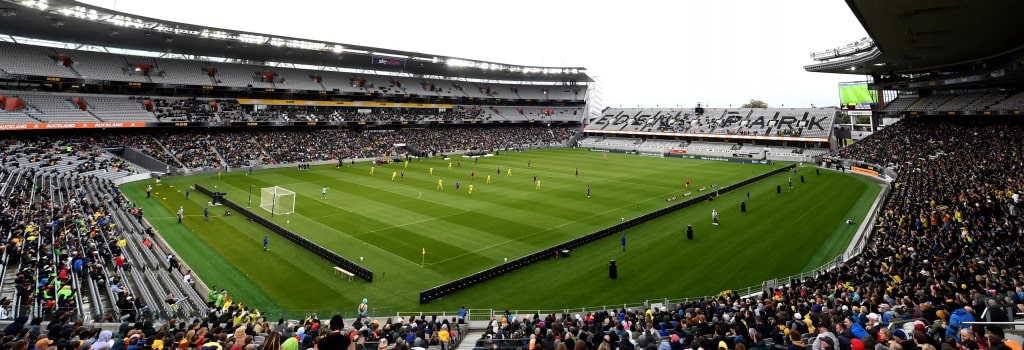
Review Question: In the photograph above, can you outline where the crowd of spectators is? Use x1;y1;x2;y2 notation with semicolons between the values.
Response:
70;126;573;171
4;116;1021;350
153;99;242;122
246;106;488;123
0;167;157;327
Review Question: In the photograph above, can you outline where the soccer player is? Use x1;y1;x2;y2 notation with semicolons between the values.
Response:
404;160;409;168
603;153;607;160
400;170;405;179
533;174;537;183
437;179;444;190
712;209;719;225
177;206;183;223
587;185;591;198
448;161;453;171
620;232;626;251
497;168;501;175
471;170;476;181
535;179;541;190
263;235;269;251
204;207;210;222
455;180;461;191
575;167;579;177
321;186;328;199
468;184;474;194
528;160;531;168
486;175;492;184
685;178;690;189
392;171;397;181
370;166;375;175
146;184;152;198
429;167;434;175
506;168;512;176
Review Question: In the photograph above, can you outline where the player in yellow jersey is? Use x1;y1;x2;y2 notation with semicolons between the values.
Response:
392;171;397;181
429;167;434;175
486;175;492;184
437;179;444;190
370;166;375;175
469;184;474;194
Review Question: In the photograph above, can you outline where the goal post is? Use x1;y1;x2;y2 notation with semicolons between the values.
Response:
260;186;296;216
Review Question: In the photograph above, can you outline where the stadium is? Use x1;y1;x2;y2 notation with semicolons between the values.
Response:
0;1;1022;350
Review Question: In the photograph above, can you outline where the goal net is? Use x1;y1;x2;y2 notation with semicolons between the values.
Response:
260;186;296;215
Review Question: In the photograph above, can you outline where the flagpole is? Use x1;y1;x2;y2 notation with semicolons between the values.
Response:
421;248;425;267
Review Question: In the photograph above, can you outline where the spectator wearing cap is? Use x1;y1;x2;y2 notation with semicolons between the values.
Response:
812;324;840;350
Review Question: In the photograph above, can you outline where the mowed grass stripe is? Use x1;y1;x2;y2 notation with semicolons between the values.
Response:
131;149;877;315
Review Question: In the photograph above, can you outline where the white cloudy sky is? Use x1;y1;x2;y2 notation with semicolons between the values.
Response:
82;0;868;108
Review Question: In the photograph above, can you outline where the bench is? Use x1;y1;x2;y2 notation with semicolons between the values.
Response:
334;266;354;282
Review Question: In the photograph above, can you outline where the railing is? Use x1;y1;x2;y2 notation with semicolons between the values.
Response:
810;37;875;61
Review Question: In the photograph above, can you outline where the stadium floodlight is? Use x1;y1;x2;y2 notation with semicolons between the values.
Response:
261;186;296;216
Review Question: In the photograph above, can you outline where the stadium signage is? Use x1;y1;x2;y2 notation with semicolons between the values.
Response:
586;129;828;142
0;122;148;130
372;55;407;67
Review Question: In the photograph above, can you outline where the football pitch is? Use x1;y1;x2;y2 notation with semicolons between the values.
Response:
123;148;881;317
839;83;877;105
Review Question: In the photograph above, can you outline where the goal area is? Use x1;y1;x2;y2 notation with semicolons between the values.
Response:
260;186;296;215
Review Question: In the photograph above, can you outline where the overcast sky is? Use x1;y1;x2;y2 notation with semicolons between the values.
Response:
82;0;868;108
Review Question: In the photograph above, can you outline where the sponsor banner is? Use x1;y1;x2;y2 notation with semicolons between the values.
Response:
732;153;754;158
582;129;828;143
669;149;687;155
371;55;407;68
850;166;879;177
0;122;149;131
667;153;772;164
236;99;454;108
157;122;210;127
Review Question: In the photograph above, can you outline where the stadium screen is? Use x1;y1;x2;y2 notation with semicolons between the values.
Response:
838;82;877;109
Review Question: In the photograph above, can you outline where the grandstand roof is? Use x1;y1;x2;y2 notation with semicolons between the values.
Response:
0;0;592;83
806;0;1024;75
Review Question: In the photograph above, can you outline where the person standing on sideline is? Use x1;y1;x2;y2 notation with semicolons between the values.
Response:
687;225;693;239
321;186;328;199
146;184;152;198
712;209;719;225
177;206;183;223
185;188;191;200
746;191;750;200
263;235;269;251
621;232;626;251
204;206;210;222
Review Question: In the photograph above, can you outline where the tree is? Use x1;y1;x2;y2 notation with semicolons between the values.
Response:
740;99;768;108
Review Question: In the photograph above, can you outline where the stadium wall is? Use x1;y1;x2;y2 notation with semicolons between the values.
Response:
418;163;797;304
192;184;374;282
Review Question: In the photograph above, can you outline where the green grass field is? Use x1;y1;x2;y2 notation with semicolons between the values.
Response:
122;148;881;317
839;83;877;105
